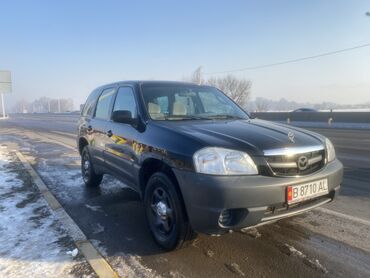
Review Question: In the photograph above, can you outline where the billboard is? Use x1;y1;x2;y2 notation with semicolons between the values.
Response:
0;71;12;94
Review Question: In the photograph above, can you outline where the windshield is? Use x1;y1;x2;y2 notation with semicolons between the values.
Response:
141;84;249;121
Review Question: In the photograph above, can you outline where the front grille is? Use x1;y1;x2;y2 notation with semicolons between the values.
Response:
265;149;325;176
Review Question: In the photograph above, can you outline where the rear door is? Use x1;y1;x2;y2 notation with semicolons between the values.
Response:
89;87;116;165
78;88;100;145
104;86;139;187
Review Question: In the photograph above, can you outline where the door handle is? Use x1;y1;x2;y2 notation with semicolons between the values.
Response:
106;130;113;137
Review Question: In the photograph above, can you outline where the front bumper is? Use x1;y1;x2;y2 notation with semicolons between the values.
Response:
173;159;343;234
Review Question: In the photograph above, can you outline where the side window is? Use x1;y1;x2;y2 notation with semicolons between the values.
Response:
95;88;116;120
82;90;100;117
113;87;137;117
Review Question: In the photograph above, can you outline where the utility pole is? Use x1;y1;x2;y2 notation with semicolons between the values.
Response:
0;71;12;118
1;93;5;118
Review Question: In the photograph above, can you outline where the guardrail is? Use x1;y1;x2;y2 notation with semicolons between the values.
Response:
251;112;370;123
250;112;370;129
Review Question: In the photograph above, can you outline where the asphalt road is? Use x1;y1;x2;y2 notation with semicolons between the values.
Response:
1;113;370;277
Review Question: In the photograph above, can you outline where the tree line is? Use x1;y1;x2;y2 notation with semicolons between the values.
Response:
12;97;74;113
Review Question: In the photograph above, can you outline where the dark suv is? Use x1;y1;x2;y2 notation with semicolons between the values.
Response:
77;81;343;250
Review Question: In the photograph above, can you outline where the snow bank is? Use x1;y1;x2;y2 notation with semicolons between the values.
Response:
0;147;90;277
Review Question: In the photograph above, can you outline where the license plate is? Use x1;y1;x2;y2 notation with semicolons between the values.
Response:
287;179;328;204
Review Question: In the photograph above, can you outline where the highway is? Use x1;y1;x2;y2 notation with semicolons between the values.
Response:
1;113;369;277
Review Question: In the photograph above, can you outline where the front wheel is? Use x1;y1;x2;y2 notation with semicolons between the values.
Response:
144;172;194;250
81;146;103;187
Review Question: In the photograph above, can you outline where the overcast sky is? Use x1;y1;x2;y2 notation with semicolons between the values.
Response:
1;0;369;109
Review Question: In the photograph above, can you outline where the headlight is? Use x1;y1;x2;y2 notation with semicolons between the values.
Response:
325;138;336;162
193;147;258;175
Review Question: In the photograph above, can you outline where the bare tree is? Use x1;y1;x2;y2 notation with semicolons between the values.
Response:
12;99;30;113
60;98;74;112
188;67;252;107
13;97;74;113
255;97;270;112
190;66;203;84
206;74;251;107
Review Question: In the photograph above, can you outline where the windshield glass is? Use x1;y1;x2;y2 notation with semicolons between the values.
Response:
141;84;249;121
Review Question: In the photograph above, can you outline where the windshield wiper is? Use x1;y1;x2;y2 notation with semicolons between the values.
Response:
183;116;211;120
205;115;245;120
162;115;210;121
161;115;246;121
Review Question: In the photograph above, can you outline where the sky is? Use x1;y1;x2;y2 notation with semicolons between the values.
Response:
0;0;369;109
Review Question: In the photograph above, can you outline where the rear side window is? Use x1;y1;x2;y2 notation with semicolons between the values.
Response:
82;89;100;117
94;88;116;120
113;87;137;117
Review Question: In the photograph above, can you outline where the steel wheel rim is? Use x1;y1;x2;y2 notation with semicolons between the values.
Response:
82;153;90;182
149;187;174;236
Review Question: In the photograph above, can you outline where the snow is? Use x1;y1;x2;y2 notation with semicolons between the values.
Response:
89;239;157;278
85;204;103;212
91;223;105;234
284;244;328;274
0;147;90;277
109;254;156;278
66;249;79;258
0;135;154;277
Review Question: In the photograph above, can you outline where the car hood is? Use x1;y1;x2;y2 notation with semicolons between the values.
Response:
155;119;324;156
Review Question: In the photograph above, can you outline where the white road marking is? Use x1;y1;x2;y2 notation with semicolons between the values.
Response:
334;144;370;151
52;130;77;137
315;207;370;227
34;131;76;150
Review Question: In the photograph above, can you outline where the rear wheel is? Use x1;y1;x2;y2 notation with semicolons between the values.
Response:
81;146;103;187
144;172;193;250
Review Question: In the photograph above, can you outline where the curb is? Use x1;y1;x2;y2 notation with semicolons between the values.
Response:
15;151;119;278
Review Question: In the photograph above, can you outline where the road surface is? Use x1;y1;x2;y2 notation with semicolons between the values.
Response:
1;113;369;277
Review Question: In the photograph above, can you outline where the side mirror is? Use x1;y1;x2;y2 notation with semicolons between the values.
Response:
112;110;136;125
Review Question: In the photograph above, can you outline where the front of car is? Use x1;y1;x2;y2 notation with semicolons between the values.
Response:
140;82;343;234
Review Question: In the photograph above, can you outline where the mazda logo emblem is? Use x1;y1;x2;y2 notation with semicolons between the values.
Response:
297;156;309;170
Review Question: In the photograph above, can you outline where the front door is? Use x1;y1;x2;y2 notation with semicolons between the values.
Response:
104;86;139;187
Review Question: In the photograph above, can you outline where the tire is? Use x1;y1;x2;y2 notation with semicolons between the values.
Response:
81;146;103;187
144;172;194;251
